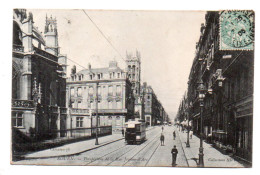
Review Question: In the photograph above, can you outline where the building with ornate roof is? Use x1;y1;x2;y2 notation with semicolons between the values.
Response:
67;61;135;131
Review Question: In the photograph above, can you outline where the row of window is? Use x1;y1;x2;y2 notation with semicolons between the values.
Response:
70;85;122;97
71;100;123;109
71;72;124;81
109;72;122;79
127;65;139;72
76;116;122;128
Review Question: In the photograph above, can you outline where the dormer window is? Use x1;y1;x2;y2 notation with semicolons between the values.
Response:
117;73;120;78
90;74;93;80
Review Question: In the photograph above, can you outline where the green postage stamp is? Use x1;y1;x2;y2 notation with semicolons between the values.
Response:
219;10;254;50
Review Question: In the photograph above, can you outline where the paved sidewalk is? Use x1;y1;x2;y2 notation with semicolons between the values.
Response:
175;126;245;167
23;134;123;159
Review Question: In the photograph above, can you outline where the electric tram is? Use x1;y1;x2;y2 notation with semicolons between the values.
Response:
125;119;146;144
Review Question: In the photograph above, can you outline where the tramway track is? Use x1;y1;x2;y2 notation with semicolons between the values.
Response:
85;127;161;166
121;132;161;166
144;141;161;166
84;144;127;165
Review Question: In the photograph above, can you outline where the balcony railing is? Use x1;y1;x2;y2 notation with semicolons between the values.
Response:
33;46;58;62
48;105;59;113
71;108;90;115
97;109;127;113
12;99;34;109
13;44;24;52
60;107;67;114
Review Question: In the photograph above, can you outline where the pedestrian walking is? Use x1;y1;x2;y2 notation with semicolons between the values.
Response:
160;133;165;146
171;145;178;167
173;131;176;140
190;130;193;139
162;126;164;131
122;128;125;137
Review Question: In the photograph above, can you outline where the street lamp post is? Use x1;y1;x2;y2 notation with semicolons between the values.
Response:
198;82;205;167
95;82;99;145
186;118;190;147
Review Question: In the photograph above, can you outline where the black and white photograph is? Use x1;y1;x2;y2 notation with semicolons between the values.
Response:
10;8;254;168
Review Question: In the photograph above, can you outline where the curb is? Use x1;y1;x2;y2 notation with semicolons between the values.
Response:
22;138;124;160
176;129;190;167
176;128;198;167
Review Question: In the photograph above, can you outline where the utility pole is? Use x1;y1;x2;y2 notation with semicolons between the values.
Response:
95;82;99;145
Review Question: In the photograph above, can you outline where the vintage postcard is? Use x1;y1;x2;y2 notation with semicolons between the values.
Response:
11;9;254;167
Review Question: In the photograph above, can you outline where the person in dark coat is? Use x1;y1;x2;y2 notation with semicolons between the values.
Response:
173;131;176;140
160;133;165;146
171;145;178;167
122;128;125;137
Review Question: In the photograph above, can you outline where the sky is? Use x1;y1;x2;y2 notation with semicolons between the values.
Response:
29;9;206;120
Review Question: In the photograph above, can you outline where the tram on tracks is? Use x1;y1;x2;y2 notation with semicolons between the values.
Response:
125;119;146;144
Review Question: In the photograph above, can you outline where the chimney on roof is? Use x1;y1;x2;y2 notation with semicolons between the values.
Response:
88;63;91;70
109;61;118;68
71;65;76;75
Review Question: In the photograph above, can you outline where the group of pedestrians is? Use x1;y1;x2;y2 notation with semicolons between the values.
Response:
159;126;178;167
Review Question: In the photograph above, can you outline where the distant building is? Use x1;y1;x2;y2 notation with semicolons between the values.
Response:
12;10;67;140
67;61;135;131
142;82;165;126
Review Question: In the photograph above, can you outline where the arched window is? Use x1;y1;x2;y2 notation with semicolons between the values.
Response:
13;22;22;46
12;61;21;99
132;65;136;72
50;81;57;106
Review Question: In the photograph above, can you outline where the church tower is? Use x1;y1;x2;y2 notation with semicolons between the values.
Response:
44;15;59;56
126;50;141;97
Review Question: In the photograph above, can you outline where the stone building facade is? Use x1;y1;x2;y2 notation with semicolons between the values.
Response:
12;9;67;140
142;82;167;126
67;61;135;131
177;11;254;163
